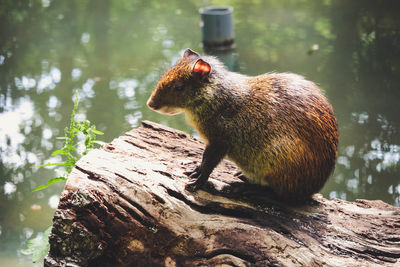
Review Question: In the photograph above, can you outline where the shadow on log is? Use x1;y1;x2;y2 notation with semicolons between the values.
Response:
45;121;400;267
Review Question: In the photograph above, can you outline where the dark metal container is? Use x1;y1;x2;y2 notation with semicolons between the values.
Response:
199;7;235;50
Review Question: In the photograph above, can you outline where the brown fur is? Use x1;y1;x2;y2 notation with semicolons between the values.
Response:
147;49;338;201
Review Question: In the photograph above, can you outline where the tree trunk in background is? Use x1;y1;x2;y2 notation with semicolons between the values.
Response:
45;121;400;267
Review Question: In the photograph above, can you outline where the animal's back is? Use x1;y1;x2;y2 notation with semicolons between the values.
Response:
223;72;338;199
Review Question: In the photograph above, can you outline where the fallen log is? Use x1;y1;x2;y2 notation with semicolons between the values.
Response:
45;121;400;267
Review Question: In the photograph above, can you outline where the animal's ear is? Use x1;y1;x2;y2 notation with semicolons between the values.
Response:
183;48;200;60
192;59;211;80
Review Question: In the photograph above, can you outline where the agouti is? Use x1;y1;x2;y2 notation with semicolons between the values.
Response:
147;48;338;201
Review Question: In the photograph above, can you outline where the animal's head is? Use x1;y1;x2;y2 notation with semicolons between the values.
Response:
147;49;211;115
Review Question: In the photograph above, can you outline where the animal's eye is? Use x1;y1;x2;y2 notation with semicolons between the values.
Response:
175;85;184;91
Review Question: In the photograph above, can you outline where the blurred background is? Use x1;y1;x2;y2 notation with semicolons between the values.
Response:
1;0;399;265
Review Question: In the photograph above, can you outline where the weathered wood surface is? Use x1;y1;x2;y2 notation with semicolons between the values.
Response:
45;121;400;267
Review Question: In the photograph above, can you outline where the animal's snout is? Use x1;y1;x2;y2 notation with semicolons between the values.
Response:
147;97;160;110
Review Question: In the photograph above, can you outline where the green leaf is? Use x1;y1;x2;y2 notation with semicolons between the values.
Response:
21;226;52;263
70;127;80;134
51;149;69;156
91;129;104;135
31;184;49;192
84;136;90;147
32;177;67;192
65;144;76;151
33;162;74;168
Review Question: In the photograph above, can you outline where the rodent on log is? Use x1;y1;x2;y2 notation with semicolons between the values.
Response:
147;48;338;201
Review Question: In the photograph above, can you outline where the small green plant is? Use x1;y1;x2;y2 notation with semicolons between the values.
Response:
33;90;104;191
22;90;104;263
21;226;52;263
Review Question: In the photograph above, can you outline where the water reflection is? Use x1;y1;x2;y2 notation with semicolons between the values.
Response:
4;182;17;195
0;0;399;265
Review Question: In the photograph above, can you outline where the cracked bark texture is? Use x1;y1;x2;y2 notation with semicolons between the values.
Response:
45;121;400;267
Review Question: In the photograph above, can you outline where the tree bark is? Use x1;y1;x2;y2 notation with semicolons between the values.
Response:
45;121;400;267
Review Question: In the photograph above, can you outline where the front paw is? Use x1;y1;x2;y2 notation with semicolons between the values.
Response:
184;166;207;192
185;175;206;192
183;166;200;178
